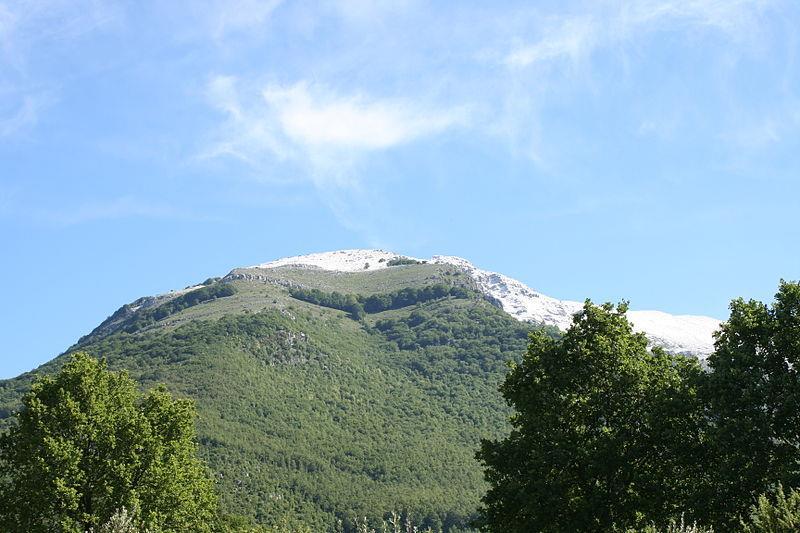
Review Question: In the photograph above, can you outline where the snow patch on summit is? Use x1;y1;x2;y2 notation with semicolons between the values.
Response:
247;250;721;358
251;250;411;272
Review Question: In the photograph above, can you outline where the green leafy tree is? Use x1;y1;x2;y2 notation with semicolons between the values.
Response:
704;281;800;528
0;353;217;532
476;301;705;532
741;485;800;533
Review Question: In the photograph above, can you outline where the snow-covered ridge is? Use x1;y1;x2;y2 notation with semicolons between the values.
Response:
251;250;404;272
246;249;721;357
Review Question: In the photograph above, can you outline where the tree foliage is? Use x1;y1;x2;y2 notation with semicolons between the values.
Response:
703;281;800;528
289;287;367;319
124;282;237;333
478;281;800;532
289;284;472;320
741;485;800;533
386;257;425;267
0;353;217;532
476;301;705;532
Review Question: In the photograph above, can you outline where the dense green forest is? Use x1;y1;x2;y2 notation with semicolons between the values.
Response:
289;284;474;319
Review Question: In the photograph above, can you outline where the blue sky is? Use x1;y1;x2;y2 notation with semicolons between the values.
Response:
1;0;799;378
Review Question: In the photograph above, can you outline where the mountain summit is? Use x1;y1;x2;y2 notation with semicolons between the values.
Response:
243;249;720;357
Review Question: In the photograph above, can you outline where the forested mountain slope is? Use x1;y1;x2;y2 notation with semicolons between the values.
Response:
0;261;555;531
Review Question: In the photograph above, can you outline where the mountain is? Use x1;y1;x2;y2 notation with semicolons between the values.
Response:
0;250;721;531
244;250;720;357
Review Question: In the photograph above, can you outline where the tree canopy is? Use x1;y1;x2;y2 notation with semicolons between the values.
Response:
0;353;217;532
704;280;800;528
476;300;707;532
478;281;800;532
289;283;472;320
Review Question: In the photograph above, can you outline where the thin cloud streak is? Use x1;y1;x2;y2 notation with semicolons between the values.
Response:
0;0;122;139
0;91;54;137
1;197;219;226
491;0;783;164
617;0;773;33
503;0;775;69
202;75;292;165
505;16;597;68
211;0;282;39
0;0;121;60
329;0;420;27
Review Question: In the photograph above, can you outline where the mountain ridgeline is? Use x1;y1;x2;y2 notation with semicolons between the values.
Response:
0;260;560;531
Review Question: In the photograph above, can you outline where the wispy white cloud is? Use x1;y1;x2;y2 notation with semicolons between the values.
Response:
157;0;283;45
44;197;180;225
203;76;468;185
0;182;17;216
263;82;465;150
493;0;783;165
722;101;800;149
0;0;122;138
0;187;212;226
616;0;772;34
0;3;17;47
23;196;213;226
0;90;55;137
204;0;282;40
203;75;292;164
201;75;469;239
0;0;121;60
726;117;781;147
504;0;774;69
330;0;418;24
505;16;597;68
637;117;680;139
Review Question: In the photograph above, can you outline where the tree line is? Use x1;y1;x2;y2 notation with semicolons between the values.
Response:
289;284;472;320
